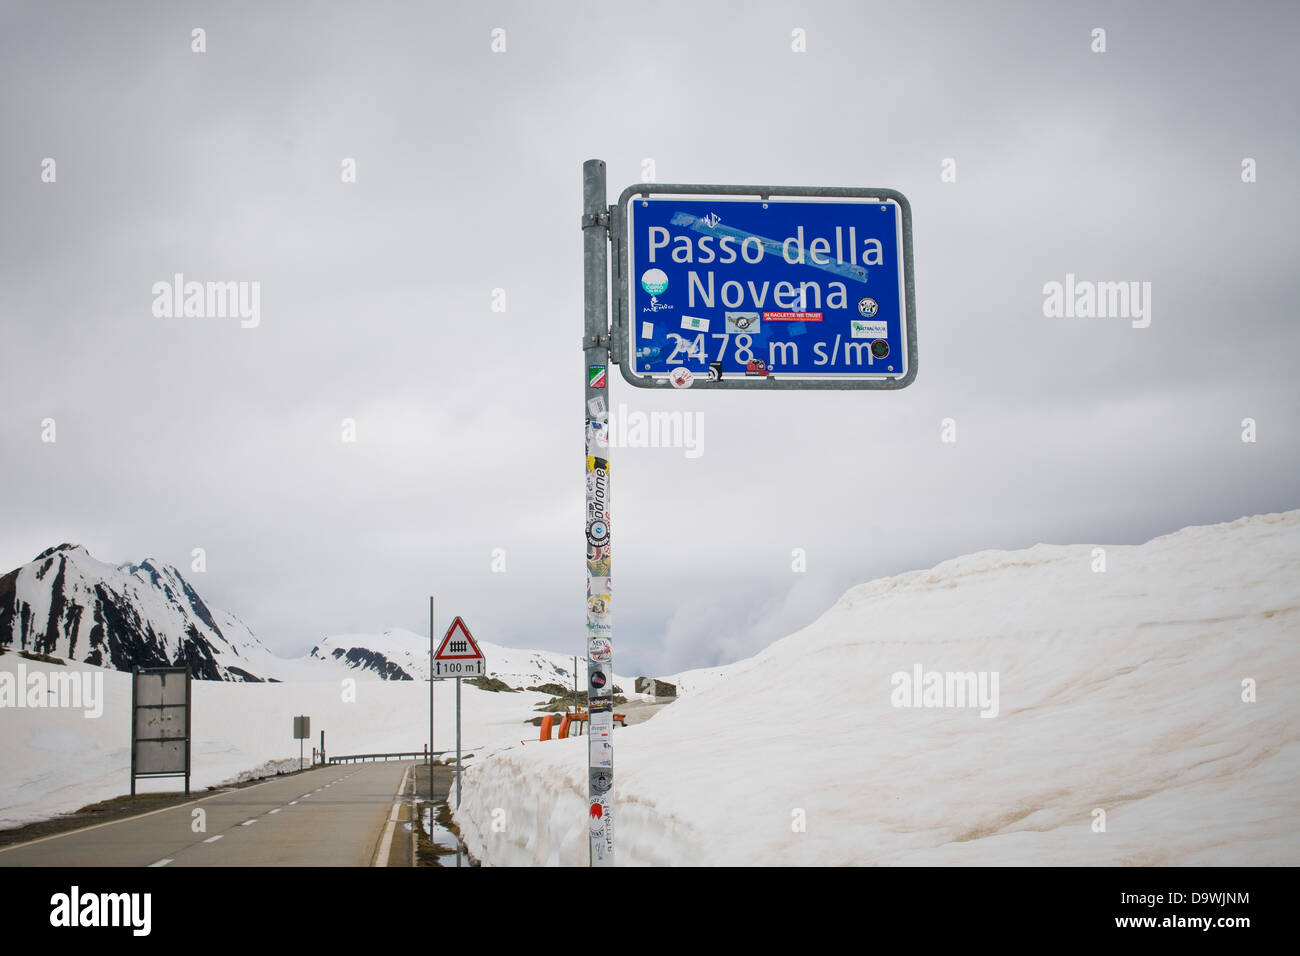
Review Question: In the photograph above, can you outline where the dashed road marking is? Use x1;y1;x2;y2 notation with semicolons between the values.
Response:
203;835;223;843
149;858;172;867
0;770;292;855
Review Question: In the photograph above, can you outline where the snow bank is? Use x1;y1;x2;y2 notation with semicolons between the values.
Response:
454;511;1300;866
0;659;548;828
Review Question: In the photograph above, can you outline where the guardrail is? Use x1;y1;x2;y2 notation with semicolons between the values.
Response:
328;751;448;765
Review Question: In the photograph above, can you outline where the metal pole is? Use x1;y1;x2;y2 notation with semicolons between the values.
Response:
130;667;138;796
582;158;614;866
436;598;441;801
455;677;462;808
184;667;192;795
573;656;578;713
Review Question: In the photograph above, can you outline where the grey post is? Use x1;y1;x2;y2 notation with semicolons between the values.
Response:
129;666;138;796
455;676;462;807
436;598;441;801
582;158;613;866
185;666;192;795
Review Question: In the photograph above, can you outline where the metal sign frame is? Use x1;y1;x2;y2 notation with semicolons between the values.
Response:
130;665;191;795
611;182;917;390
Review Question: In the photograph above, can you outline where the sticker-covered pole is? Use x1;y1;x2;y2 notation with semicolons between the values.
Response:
582;158;614;866
429;596;435;798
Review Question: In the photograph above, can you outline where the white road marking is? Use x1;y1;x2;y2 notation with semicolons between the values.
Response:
371;764;412;868
269;808;280;814
289;801;298;805
241;819;257;826
149;858;172;867
203;835;223;843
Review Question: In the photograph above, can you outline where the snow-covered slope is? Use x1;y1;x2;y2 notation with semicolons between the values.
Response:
453;511;1300;866
658;662;741;696
0;655;555;828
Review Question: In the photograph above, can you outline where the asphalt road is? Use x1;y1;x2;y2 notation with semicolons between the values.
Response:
0;762;412;867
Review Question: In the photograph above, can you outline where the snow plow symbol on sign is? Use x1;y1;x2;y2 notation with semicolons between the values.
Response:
433;616;486;678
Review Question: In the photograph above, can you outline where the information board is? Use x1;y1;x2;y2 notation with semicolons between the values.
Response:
130;666;191;793
616;186;915;389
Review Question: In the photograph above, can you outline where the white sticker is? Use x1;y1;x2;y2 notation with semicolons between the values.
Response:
670;367;694;388
850;320;888;339
681;315;710;333
587;396;608;420
641;321;654;340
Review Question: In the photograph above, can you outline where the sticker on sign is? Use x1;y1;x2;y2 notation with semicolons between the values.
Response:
433;616;486;678
617;186;915;390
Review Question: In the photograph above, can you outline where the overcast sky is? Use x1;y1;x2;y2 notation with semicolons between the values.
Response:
1;0;1297;676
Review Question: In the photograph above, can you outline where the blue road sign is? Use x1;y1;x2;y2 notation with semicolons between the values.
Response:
617;188;915;389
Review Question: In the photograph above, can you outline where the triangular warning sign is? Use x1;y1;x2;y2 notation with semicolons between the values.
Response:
434;616;484;661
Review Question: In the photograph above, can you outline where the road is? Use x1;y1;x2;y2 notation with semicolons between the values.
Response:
0;762;412;867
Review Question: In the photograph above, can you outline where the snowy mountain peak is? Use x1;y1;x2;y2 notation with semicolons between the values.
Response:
34;543;88;560
0;545;267;681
